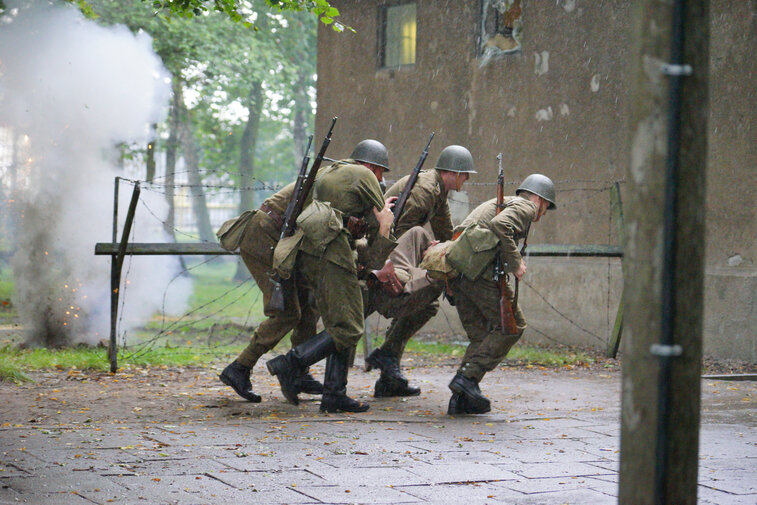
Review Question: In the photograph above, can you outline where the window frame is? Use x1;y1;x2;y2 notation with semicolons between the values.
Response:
377;0;417;70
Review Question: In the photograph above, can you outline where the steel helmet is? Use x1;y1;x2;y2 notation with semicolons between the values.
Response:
434;145;477;174
516;174;557;209
350;139;390;171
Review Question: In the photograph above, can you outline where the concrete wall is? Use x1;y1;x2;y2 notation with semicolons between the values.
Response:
318;0;756;361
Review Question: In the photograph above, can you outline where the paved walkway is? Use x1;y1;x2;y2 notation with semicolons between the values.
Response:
0;360;755;504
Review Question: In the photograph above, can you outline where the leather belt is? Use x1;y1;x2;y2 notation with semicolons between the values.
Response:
259;203;284;230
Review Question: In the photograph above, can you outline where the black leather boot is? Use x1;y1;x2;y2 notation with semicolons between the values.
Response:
299;368;324;395
448;373;490;412
446;392;491;415
320;348;369;413
366;348;421;397
365;347;393;372
266;330;336;405
219;361;261;403
447;393;466;415
374;375;421;397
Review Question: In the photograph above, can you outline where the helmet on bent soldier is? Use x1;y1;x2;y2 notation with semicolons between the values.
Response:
350;139;390;172
516;174;557;209
434;145;477;174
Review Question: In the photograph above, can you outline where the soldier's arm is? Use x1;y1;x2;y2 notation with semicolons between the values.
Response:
428;200;453;241
488;199;537;273
393;182;436;238
357;176;397;270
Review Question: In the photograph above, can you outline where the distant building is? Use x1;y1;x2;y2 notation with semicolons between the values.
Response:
316;1;756;361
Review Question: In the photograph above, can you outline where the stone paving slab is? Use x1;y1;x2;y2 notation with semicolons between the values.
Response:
404;481;530;503
293;483;420;504
1;365;755;504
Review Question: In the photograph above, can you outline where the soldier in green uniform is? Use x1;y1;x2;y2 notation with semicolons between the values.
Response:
266;140;397;413
445;174;557;415
218;140;391;404
365;145;476;397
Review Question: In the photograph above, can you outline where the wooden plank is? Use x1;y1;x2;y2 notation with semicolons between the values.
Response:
607;295;624;358
96;242;622;257
606;182;626;358
110;184;140;373
95;242;235;255
701;374;757;382
525;244;623;257
610;182;625;244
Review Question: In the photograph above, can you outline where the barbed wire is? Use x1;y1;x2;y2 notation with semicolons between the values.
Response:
520;278;607;345
522;324;567;346
157;254;225;333
124;174;624;197
447;181;623;209
144;182;285;192
125;276;257;360
148;167;289;184
138;198;217;243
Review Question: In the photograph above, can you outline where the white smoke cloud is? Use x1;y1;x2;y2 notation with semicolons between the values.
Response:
0;1;191;346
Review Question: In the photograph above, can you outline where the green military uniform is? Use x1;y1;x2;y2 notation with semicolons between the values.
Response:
234;183;318;367
446;173;556;415
267;159;396;413
447;196;535;383
218;182;322;402
293;160;396;349
385;169;454;240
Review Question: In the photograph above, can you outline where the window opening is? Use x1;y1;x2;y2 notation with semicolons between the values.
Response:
381;3;416;68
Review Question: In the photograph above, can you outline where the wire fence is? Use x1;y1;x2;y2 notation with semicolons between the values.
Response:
112;170;625;357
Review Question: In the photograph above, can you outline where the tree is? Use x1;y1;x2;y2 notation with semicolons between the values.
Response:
81;0;321;250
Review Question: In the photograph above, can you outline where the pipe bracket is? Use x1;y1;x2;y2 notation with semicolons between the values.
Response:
661;63;692;76
650;343;683;357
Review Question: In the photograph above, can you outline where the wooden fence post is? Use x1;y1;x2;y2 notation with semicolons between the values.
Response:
109;183;140;373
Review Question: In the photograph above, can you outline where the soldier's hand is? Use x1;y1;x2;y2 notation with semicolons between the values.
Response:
514;260;527;280
374;205;394;238
420;240;440;260
385;196;398;209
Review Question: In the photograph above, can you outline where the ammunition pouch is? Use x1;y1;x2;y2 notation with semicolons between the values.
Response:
367;260;404;297
445;224;500;281
216;210;255;252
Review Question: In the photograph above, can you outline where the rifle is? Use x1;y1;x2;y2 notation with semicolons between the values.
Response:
391;132;434;230
279;134;313;239
266;117;338;314
494;153;520;335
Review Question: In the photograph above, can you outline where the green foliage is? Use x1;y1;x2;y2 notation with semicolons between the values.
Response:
0;266;12;301
71;0;347;30
264;0;349;32
85;0;318;206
